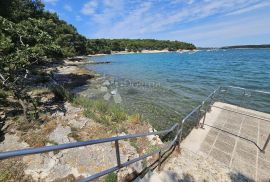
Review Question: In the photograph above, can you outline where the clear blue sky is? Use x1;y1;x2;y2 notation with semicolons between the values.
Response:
43;0;270;47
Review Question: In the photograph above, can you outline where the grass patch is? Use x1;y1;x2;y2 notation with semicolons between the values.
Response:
68;127;83;141
0;171;9;182
104;172;117;182
72;96;127;128
128;114;142;125
48;86;129;130
129;138;139;152
19;120;57;147
142;158;148;169
0;159;33;182
146;144;160;153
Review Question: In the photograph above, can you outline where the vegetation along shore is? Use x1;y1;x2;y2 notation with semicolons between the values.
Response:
0;0;196;140
0;0;196;181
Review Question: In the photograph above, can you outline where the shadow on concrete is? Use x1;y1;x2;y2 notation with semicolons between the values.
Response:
129;144;179;181
204;123;264;151
230;171;255;182
179;173;195;182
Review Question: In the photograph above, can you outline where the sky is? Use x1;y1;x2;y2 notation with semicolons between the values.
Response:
43;0;270;47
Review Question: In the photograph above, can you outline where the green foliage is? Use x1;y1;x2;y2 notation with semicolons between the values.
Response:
72;96;127;126
50;85;72;101
110;105;127;123
0;0;195;85
0;0;88;86
146;144;160;153
0;171;9;182
104;172;117;182
0;0;44;23
0;89;8;99
87;39;196;54
129;138;139;152
0;0;195;126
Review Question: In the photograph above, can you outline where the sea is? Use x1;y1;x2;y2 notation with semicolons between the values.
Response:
85;49;270;130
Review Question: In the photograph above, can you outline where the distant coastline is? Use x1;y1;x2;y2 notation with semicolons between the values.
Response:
221;44;270;49
88;49;197;56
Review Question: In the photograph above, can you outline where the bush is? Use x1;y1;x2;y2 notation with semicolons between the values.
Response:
0;89;8;99
104;172;117;182
51;85;72;101
110;105;127;123
72;96;127;126
0;171;9;182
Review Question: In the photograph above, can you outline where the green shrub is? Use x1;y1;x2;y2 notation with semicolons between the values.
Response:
110;105;127;123
92;100;109;114
146;144;160;153
72;96;127;126
0;171;10;182
129;138;139;152
104;172;117;182
0;89;7;99
51;85;72;101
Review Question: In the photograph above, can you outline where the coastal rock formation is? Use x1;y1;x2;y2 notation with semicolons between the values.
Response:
48;125;75;144
0;101;147;181
0;134;29;151
0;59;164;181
21;136;142;181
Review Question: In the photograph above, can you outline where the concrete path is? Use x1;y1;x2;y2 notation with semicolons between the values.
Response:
182;102;270;182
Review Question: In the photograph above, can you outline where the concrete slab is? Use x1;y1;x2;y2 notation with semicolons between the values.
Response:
181;102;223;153
181;102;270;182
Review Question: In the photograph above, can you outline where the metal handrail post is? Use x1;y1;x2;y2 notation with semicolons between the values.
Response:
262;134;270;153
200;87;221;128
175;123;182;152
201;109;207;129
158;150;161;171
176;118;185;153
196;105;202;128
115;140;121;168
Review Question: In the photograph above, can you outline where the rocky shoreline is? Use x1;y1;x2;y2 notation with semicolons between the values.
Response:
0;57;163;182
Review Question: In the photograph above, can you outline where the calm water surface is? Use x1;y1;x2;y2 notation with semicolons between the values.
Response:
86;49;270;129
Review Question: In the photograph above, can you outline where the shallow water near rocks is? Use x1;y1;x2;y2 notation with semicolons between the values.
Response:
85;49;270;130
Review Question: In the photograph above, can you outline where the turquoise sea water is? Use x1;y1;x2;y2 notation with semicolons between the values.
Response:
86;49;270;130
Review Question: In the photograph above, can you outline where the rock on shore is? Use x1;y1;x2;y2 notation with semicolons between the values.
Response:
0;58;163;181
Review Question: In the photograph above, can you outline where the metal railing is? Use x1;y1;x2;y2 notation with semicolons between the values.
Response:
199;86;270;153
0;86;269;181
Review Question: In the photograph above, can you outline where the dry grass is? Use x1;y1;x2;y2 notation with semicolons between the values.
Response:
52;174;76;182
19;120;58;147
69;123;113;141
0;158;34;182
128;114;142;125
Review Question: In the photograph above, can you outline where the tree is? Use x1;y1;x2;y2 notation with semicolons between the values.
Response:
0;0;88;120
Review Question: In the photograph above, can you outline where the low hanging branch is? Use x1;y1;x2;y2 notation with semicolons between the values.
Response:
19;35;25;46
0;73;9;86
3;17;26;47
